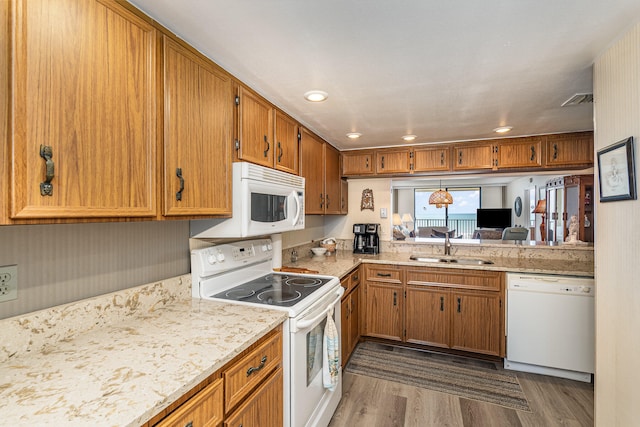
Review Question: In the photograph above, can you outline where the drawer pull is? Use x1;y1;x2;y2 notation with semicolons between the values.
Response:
246;355;267;377
377;273;392;277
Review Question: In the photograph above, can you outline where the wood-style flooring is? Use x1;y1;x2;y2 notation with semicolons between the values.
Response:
329;345;594;427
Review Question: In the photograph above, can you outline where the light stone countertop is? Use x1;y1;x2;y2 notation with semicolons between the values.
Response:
0;287;287;426
287;249;594;279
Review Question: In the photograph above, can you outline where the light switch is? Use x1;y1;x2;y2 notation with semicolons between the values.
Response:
380;208;388;218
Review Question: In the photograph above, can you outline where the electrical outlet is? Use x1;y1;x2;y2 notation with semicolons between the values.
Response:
0;265;18;303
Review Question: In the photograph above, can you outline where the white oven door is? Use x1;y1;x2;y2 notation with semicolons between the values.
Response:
289;285;343;427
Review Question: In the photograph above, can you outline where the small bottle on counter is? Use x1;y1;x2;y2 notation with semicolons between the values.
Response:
291;249;298;263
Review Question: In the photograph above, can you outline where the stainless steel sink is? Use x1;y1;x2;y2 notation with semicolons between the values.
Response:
409;255;494;265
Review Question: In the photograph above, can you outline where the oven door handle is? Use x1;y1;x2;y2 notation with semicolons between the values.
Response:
295;287;344;331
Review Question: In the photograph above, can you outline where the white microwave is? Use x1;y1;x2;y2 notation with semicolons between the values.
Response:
190;162;305;238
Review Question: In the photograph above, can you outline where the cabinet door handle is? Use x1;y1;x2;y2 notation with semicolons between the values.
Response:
365;157;369;169
320;193;324;208
246;355;267;377
263;135;270;157
277;141;283;162
457;297;461;313
381;155;385;169
326;194;330;208
440;296;444;311
39;144;54;196
458;150;463;165
184;422;193;427
175;168;184;201
553;143;558;160
377;273;392;277
393;291;397;306
441;151;445;165
530;145;536;161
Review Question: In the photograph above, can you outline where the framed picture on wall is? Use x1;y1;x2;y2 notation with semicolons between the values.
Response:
597;136;637;202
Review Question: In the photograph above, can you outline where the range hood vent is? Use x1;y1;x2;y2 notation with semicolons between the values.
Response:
561;93;593;107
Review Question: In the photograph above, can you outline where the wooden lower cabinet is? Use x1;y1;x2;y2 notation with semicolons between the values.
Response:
363;265;404;341
341;274;361;366
149;326;283;427
405;286;449;348
450;290;503;356
364;265;505;357
364;282;402;341
224;368;283;427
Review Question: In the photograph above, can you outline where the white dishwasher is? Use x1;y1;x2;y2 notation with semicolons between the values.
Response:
504;273;594;382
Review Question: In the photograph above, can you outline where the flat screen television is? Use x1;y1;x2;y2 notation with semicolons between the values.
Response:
476;208;512;229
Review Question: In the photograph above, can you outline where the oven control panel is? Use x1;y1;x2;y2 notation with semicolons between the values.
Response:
191;239;273;278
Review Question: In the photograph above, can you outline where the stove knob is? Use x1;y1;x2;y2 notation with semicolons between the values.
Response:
261;244;268;252
581;286;592;293
216;250;225;262
207;254;217;265
267;243;273;251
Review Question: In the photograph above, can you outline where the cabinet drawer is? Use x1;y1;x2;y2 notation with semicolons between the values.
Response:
405;267;503;291
365;265;402;284
156;378;223;427
340;275;352;297
350;267;361;287
224;330;282;412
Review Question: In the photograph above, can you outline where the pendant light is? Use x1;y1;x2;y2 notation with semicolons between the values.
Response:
429;181;453;208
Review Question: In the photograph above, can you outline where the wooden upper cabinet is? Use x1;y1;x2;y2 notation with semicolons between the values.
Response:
273;110;299;175
545;132;594;168
452;143;496;171
324;144;342;214
162;36;233;217
495;137;543;169
236;85;274;168
375;147;412;174
342;151;374;176
10;0;158;219
299;128;325;214
412;146;451;172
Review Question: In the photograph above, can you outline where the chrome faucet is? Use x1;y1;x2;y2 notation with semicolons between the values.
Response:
444;232;452;256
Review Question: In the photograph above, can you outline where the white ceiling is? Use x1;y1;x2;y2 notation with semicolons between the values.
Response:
130;0;640;150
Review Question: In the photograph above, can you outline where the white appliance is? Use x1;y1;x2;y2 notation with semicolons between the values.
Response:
190;162;305;238
191;239;343;427
504;273;595;382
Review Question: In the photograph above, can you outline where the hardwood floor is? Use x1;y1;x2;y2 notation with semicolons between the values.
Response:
329;346;594;427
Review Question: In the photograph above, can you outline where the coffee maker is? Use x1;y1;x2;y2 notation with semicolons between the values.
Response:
353;223;380;254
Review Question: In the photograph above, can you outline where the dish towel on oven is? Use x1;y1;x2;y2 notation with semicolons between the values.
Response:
323;307;339;391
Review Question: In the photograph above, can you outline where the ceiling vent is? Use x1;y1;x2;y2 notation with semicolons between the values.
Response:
561;93;593;107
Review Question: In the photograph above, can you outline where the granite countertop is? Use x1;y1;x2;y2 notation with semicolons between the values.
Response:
286;250;594;279
0;293;287;426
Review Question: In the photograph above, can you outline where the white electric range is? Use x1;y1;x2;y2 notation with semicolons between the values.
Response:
191;239;343;427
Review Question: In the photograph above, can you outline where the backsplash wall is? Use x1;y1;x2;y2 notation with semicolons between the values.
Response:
0;221;191;319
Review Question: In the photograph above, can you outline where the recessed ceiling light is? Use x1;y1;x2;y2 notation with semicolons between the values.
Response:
402;134;417;141
304;90;328;102
346;132;362;139
493;126;513;134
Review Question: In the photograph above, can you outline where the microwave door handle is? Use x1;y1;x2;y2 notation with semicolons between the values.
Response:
292;191;302;225
294;287;344;331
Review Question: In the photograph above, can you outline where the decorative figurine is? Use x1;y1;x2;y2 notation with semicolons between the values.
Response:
565;215;581;243
361;189;374;211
